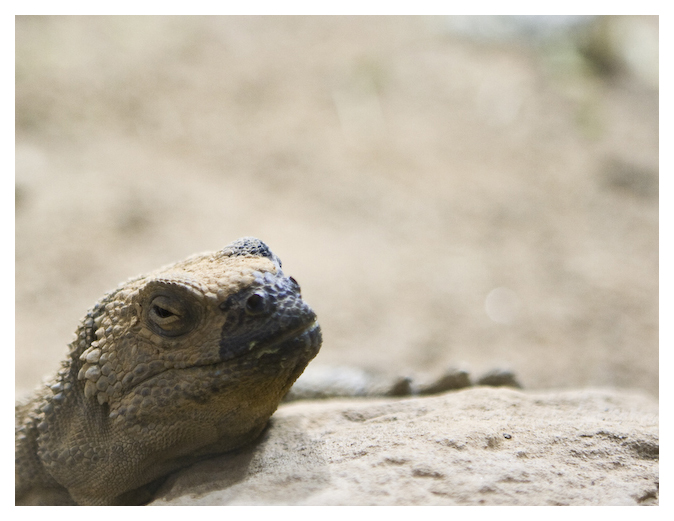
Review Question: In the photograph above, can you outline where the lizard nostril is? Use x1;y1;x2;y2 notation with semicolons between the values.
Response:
245;293;267;315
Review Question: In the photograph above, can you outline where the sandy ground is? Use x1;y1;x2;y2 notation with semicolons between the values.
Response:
15;16;658;399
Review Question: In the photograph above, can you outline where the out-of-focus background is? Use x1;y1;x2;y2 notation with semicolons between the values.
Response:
16;16;659;399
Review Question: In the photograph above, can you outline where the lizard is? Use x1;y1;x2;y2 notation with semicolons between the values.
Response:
15;237;322;505
15;236;522;505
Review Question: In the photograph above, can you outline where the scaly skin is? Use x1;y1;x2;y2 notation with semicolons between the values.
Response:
15;238;322;505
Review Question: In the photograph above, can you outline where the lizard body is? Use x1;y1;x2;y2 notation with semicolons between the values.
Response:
15;238;321;505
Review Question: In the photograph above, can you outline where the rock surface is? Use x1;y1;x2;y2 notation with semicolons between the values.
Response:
150;387;658;506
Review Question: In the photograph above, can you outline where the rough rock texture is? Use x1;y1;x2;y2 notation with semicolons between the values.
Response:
151;387;658;506
15;238;321;506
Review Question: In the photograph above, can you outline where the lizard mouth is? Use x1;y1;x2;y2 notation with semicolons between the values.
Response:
122;320;321;398
219;318;321;362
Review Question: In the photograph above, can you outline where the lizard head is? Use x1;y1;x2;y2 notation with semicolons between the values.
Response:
32;238;321;504
70;237;321;449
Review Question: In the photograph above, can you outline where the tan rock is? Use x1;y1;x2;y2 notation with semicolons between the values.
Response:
151;387;658;506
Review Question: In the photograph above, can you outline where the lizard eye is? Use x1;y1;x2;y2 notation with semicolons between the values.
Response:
147;294;197;337
152;304;175;319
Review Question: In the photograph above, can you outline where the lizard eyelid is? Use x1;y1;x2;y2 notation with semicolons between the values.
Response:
150;304;179;322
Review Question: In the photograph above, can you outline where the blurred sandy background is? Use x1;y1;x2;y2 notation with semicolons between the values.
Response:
15;16;658;399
